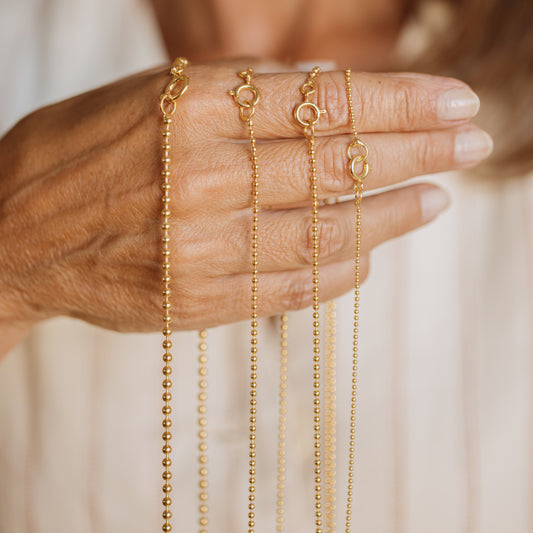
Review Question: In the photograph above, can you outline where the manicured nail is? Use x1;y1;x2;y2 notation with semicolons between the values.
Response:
438;87;480;120
420;187;451;223
454;129;494;165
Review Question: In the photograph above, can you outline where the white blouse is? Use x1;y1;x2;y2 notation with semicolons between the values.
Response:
0;1;532;532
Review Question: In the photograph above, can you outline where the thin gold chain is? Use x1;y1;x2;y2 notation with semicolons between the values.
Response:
276;312;289;532
324;299;337;533
159;57;190;533
229;68;262;533
344;67;369;533
198;329;209;533
294;66;326;533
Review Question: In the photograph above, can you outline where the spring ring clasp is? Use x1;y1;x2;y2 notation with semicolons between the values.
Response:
160;57;190;116
229;69;261;121
294;67;326;136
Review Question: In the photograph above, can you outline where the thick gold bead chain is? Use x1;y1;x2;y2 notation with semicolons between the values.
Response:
198;329;209;533
159;57;190;533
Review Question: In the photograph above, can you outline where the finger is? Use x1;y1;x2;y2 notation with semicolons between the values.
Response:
210;124;492;209
187;258;370;328
192;67;480;140
205;183;449;275
261;256;369;315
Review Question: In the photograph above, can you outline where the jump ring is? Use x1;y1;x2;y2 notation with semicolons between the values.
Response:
346;138;369;162
350;158;370;180
300;81;316;96
294;102;322;127
160;94;177;116
163;74;189;102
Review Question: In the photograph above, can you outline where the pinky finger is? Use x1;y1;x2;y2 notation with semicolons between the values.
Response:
206;257;370;327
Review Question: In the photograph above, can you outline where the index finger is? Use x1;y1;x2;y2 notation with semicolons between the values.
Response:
189;68;480;139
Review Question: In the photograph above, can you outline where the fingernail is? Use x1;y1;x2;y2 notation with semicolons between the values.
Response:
438;87;480;120
454;129;494;165
420;187;451;223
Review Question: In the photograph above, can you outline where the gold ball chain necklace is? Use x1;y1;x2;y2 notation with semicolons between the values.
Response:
293;66;327;532
158;57;190;533
158;59;369;533
159;58;211;533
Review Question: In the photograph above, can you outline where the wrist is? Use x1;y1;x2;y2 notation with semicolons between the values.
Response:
0;319;33;360
0;287;40;355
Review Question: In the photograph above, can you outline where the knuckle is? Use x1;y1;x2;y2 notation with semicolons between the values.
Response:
411;131;437;174
297;215;344;266
279;271;314;311
321;137;351;194
295;215;314;266
393;82;423;131
318;72;347;131
318;216;345;260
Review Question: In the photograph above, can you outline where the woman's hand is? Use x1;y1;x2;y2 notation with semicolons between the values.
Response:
0;62;492;334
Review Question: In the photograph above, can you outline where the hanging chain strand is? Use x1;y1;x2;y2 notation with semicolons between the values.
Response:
324;298;337;533
276;312;289;532
229;69;262;533
198;329;209;533
294;66;326;533
159;57;190;533
344;68;370;533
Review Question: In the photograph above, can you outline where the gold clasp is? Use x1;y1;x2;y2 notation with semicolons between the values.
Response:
294;67;326;132
294;101;325;128
160;57;190;116
229;69;261;122
229;83;261;108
